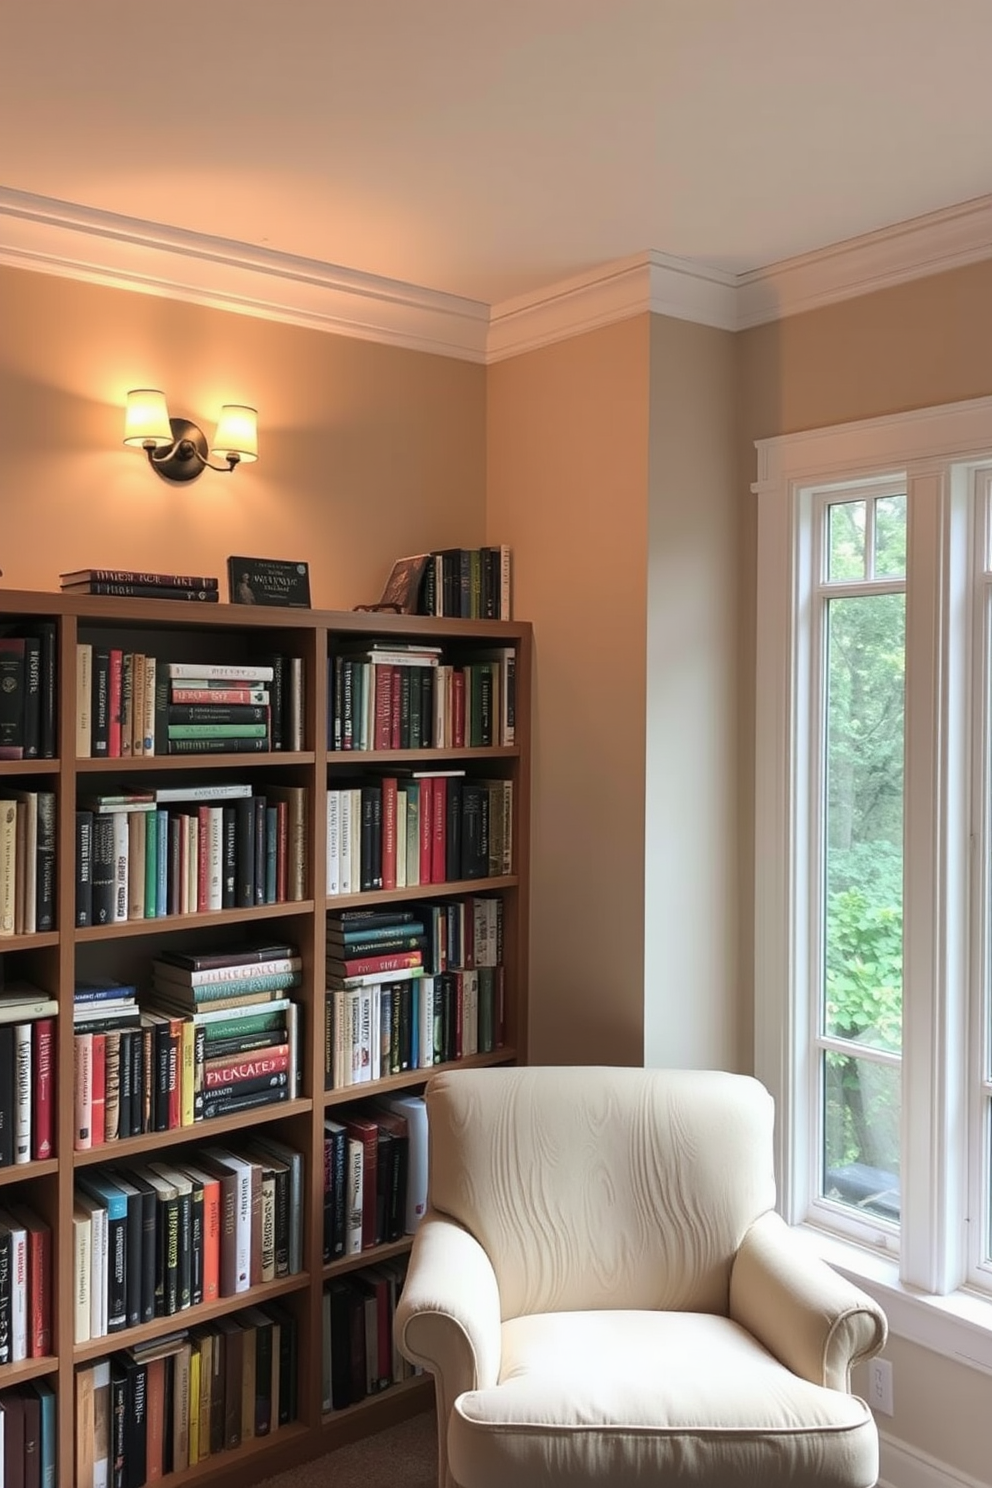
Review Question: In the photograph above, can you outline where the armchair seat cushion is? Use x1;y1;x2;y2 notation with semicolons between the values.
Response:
450;1310;877;1488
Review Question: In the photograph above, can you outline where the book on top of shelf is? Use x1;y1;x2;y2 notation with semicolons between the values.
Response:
60;570;220;589
157;941;297;972
61;582;220;601
371;554;431;615
227;557;311;609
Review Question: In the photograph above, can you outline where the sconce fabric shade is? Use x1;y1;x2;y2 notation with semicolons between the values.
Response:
211;405;258;463
123;389;173;448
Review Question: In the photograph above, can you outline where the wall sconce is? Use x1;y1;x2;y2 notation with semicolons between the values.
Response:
123;390;258;483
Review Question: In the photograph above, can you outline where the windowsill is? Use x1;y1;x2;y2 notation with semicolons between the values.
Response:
800;1225;992;1376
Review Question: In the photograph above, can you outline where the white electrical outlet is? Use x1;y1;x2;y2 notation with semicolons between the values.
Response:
868;1357;894;1416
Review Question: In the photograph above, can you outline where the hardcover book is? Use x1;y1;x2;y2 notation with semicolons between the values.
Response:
227;557;311;609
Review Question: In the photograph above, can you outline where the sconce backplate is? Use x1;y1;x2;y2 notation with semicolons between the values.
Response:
149;418;209;482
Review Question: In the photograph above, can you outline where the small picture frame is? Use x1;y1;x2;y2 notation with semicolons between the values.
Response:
227;556;311;608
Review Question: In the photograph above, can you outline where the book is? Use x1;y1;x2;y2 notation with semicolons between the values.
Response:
227;556;311;609
0;638;26;758
61;582;220;601
60;570;220;589
373;553;430;614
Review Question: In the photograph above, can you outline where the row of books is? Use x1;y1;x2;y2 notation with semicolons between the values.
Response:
75;1303;297;1488
326;772;512;894
0;1005;55;1167
323;1095;427;1259
0;792;56;938
0;625;57;761
328;643;515;751
72;1135;304;1343
0;1202;52;1364
324;968;504;1090
0;1380;56;1488
322;1260;415;1412
75;654;304;758
75;784;308;927
417;545;512;621
327;898;503;977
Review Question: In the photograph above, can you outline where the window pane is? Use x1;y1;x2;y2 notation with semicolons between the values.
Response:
823;1051;901;1223
874;494;907;578
823;593;905;1054
827;501;866;580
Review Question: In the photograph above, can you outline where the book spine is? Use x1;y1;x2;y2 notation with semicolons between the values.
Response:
63;570;220;588
167;662;274;681
31;1017;55;1160
204;1046;290;1087
166;736;270;754
13;1021;32;1162
22;636;41;758
74;1032;93;1150
91;649;111;757
170;686;269;704
75;642;92;758
201;1086;289;1121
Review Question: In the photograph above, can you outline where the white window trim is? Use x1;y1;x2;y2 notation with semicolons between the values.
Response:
753;394;992;1361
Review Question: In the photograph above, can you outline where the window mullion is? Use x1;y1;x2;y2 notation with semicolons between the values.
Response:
901;465;970;1294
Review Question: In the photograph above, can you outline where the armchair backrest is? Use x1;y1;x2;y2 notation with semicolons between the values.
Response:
425;1065;777;1319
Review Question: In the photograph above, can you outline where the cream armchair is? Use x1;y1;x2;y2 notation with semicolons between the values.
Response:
395;1066;887;1488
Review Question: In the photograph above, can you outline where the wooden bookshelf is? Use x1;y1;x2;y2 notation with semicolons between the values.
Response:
0;588;531;1487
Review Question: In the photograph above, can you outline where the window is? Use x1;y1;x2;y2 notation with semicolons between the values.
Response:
753;398;992;1324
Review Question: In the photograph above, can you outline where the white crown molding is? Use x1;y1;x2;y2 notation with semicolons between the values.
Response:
0;187;490;362
4;185;992;360
486;250;738;361
737;193;992;329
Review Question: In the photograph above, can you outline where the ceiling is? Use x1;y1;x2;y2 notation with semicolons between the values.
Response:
5;0;992;309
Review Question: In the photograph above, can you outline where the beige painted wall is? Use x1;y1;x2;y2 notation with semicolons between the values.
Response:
644;314;741;1071
0;266;487;602
487;317;650;1066
739;258;992;1486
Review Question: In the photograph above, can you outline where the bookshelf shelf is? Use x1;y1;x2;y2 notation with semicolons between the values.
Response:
76;752;318;773
71;1099;315;1166
320;1371;433;1427
0;589;531;1488
0;1357;60;1388
326;875;518;910
74;901;316;942
323;1236;413;1279
72;1272;312;1364
322;1048;517;1109
0;1158;59;1187
326;745;519;764
0;759;61;776
0;930;59;950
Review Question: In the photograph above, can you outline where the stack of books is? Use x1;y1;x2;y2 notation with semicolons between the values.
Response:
161;661;277;754
60;569;220;602
146;942;302;1122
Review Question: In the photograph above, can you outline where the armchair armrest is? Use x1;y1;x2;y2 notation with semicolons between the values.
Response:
729;1210;887;1391
395;1208;502;1396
